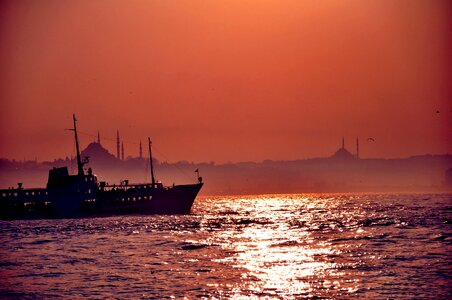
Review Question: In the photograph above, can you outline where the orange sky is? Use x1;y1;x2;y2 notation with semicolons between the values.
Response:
1;0;451;163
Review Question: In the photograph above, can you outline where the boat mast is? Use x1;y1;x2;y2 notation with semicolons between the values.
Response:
148;137;156;187
73;114;84;176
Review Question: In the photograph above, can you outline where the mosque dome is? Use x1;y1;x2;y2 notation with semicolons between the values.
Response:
81;142;117;164
331;138;357;160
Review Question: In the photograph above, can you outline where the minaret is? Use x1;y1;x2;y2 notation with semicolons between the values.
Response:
356;136;359;159
139;140;143;159
121;142;125;161
116;130;120;159
97;131;101;144
342;137;345;149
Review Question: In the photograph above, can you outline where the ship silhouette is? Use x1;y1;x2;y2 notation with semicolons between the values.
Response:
0;115;203;219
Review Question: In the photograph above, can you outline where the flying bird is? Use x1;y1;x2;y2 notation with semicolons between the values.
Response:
367;138;375;142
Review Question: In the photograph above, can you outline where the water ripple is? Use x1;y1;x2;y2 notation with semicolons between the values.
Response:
0;193;451;299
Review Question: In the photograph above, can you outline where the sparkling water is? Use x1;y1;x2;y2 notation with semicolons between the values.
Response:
1;193;451;299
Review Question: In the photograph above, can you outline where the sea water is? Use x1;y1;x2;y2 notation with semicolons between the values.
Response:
0;193;451;299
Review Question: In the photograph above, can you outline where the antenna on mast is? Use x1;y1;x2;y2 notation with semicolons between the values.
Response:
148;137;156;187
73;114;84;176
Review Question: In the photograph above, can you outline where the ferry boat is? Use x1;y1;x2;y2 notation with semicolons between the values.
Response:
0;115;203;219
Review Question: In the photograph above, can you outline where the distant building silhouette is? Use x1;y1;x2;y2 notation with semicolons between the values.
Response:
139;141;143;159
97;131;101;144
332;137;355;160
81;142;116;165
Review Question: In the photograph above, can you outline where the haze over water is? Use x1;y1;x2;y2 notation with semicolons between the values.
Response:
1;193;450;299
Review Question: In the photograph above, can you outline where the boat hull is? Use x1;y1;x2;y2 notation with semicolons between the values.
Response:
96;183;204;215
0;183;203;219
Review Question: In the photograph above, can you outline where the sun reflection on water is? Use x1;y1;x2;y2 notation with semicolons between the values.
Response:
208;195;362;298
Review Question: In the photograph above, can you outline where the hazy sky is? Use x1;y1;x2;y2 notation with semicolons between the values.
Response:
1;0;451;163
